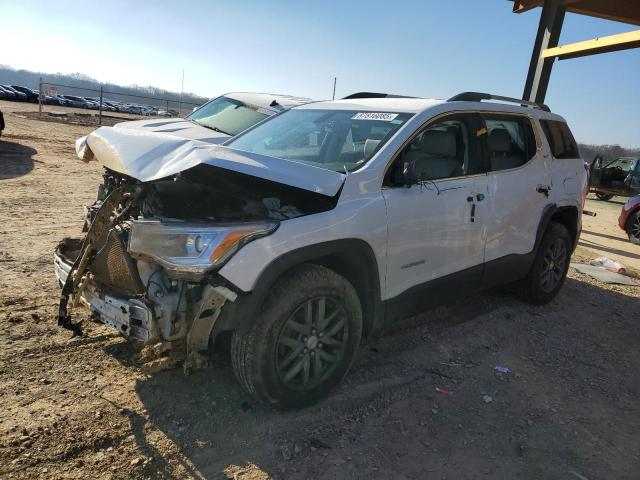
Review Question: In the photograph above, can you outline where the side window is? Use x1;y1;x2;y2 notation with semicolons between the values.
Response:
483;115;537;172
540;120;579;159
390;115;475;184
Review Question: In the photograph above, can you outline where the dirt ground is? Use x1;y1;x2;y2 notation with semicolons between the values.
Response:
579;198;640;272
1;99;639;480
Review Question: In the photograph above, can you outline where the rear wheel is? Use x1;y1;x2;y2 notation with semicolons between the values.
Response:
627;211;640;245
595;192;614;201
231;264;362;409
519;222;572;305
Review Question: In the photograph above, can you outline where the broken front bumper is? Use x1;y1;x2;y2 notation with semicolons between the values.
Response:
54;248;155;342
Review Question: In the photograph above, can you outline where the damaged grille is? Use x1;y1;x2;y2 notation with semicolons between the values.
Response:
90;227;145;297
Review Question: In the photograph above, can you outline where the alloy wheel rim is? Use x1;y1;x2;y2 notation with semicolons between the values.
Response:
540;238;567;293
275;296;348;391
632;216;640;240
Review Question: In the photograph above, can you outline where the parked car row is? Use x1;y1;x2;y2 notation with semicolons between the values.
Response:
0;84;181;117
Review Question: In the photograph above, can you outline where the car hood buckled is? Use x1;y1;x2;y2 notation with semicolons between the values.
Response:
76;126;346;196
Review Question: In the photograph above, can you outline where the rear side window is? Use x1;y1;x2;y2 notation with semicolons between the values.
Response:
482;115;537;172
540;120;579;159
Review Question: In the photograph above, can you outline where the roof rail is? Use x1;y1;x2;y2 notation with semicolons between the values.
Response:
448;92;550;112
343;92;416;99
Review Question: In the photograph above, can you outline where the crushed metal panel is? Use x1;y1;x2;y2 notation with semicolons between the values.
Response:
80;126;346;196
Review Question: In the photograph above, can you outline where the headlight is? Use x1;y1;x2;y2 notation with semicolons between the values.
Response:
128;220;278;278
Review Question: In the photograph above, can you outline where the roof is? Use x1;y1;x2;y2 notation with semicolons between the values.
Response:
296;97;445;113
512;0;640;26
293;96;565;121
224;92;313;113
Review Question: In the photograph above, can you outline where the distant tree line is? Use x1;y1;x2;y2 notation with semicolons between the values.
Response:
0;66;210;109
578;144;640;164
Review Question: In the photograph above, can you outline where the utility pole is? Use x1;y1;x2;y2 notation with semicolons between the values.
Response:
178;69;185;117
332;77;337;100
99;86;104;125
38;77;43;118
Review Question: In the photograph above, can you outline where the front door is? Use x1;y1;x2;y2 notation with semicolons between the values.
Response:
382;113;488;306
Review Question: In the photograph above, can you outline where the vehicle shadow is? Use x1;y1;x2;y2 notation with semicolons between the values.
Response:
582;229;627;242
578;239;640;260
116;277;640;479
0;138;37;179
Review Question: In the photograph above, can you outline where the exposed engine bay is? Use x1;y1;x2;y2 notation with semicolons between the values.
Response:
56;164;338;369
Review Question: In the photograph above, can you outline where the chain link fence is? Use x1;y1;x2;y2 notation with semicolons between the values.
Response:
37;78;202;126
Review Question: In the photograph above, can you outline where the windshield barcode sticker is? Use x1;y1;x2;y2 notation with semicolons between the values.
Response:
352;112;399;121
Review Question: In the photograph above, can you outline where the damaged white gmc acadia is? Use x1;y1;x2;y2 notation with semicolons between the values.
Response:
54;92;587;408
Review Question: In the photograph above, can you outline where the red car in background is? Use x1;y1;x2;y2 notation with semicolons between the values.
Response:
619;195;640;245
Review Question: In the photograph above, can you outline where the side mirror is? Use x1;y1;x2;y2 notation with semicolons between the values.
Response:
401;159;418;187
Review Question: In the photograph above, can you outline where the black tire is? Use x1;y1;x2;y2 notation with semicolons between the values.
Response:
595;192;614;201
627;211;640;245
519;222;572;305
231;264;363;409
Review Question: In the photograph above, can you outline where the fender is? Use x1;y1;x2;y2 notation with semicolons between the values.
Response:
534;203;559;253
212;238;385;341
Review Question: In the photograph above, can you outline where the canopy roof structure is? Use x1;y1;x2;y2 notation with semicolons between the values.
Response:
512;0;640;103
513;1;640;26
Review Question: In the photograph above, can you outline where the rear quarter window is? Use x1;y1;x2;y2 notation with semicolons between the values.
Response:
540;120;579;159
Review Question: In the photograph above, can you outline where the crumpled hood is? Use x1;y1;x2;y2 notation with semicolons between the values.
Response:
76;126;345;196
114;118;228;144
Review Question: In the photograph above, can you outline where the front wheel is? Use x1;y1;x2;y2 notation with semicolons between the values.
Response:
231;264;363;409
519;222;572;305
595;192;614;201
627;211;640;245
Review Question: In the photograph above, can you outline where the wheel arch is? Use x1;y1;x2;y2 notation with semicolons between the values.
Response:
626;207;640;236
535;203;579;252
212;239;384;345
550;205;580;250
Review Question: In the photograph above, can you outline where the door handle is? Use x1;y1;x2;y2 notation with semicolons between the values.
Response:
536;185;550;198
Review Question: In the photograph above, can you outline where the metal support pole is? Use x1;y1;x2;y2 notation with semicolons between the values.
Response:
99;86;103;125
166;99;169;115
179;69;184;117
332;77;337;100
38;77;43;118
522;0;566;103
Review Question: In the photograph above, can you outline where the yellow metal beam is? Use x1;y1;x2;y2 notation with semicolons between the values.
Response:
542;29;640;59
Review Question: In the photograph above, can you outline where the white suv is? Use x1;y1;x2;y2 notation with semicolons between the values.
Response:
55;92;587;409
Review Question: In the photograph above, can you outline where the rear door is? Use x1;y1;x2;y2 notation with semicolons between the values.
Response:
480;113;551;277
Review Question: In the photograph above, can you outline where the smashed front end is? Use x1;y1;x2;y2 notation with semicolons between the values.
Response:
55;128;341;368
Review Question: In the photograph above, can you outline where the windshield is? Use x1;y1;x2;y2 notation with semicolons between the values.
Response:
228;109;413;172
606;157;638;172
187;96;270;136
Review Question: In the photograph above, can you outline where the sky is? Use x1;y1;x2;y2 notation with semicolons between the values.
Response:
1;0;638;147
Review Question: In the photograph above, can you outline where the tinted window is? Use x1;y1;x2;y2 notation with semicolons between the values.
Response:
483;115;537;172
540;120;579;159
